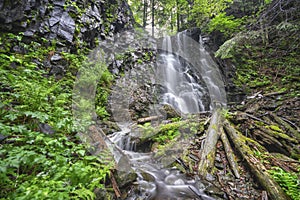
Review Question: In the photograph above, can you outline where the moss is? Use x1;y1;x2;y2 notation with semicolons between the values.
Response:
265;125;297;142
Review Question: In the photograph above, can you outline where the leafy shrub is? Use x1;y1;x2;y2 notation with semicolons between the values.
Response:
0;33;113;199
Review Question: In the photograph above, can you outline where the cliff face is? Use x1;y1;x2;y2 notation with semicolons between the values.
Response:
0;0;134;49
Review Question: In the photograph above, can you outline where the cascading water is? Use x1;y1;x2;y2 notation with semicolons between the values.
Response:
107;31;227;200
157;33;210;113
157;31;226;113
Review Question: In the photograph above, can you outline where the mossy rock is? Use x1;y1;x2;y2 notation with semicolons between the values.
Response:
160;104;181;119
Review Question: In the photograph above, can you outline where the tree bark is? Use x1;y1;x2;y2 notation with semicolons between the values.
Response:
269;112;300;140
220;127;240;178
198;109;223;176
143;0;147;28
176;0;180;31
137;115;161;124
151;0;154;37
223;120;291;200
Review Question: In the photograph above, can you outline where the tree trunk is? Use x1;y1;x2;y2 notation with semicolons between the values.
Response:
223;120;291;200
220;127;240;178
143;0;147;28
151;0;154;37
198;109;223;176
176;0;180;31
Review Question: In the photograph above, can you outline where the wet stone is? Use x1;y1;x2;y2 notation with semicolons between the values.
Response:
50;54;63;63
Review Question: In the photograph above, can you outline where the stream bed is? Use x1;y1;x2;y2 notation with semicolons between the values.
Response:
105;31;229;199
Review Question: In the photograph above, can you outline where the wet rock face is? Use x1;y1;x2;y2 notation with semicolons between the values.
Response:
0;0;134;79
0;0;134;47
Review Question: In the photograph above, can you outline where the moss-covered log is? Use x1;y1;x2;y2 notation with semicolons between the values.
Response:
220;127;240;178
269;112;300;141
223;120;291;200
198;109;224;176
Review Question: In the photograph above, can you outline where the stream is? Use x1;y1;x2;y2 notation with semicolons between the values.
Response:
107;31;227;199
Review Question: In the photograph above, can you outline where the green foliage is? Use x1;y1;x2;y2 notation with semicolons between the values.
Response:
139;118;201;146
95;69;114;119
0;33;113;199
216;22;300;93
0;131;112;199
190;0;233;28
208;13;243;37
268;167;300;200
153;122;180;144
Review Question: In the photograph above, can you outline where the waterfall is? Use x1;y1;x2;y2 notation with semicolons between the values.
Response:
106;31;227;200
158;32;226;113
158;35;205;113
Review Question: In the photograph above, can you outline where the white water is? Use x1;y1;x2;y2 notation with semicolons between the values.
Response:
157;35;207;113
157;32;226;113
107;31;227;199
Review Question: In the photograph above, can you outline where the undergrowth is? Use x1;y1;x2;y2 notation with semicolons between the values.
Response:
0;32;113;199
268;167;300;200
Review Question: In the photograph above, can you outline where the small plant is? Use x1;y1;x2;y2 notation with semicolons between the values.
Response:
0;31;113;199
268;167;300;200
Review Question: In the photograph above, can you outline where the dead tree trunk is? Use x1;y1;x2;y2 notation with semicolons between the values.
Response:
198;109;223;176
223;120;291;200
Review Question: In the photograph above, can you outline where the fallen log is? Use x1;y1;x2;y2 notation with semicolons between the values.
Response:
220;127;240;178
198;108;223;176
269;112;300;140
223;120;291;200
137;115;162;124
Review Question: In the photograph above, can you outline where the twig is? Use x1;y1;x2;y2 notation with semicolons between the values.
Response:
261;191;268;200
110;170;121;198
280;116;300;132
264;90;287;97
175;157;189;171
244;112;270;125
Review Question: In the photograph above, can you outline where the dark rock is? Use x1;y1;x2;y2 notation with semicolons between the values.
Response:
184;27;201;42
115;169;137;188
38;123;55;134
50;65;65;76
94;188;114;200
98;120;121;135
0;1;25;27
13;45;26;54
205;173;216;182
57;12;75;43
159;104;181;119
50;54;63;63
0;134;7;142
24;30;35;37
10;62;18;69
53;0;65;7
49;7;64;27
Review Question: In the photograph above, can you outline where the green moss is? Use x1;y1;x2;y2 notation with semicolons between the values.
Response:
265;125;297;142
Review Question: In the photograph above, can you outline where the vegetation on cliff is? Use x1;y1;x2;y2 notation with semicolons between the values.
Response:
0;0;299;199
